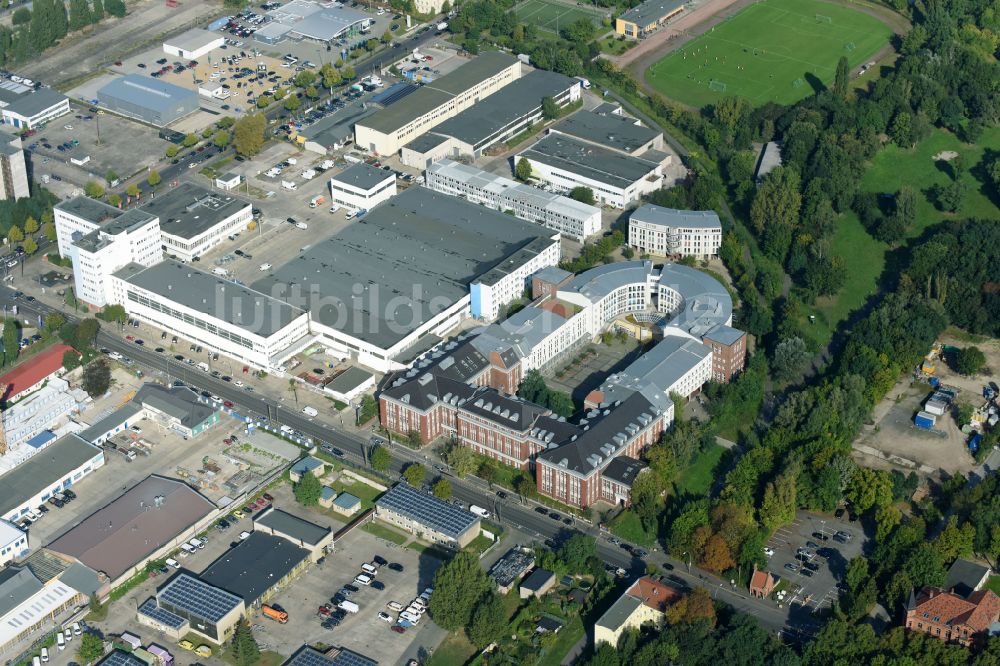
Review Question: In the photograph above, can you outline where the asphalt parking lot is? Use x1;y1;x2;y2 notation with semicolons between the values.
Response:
765;510;866;613
252;516;443;665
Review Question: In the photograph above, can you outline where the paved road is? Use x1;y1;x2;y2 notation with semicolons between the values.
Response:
1;288;822;641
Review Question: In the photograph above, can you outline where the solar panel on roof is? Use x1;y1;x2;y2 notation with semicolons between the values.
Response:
158;574;241;622
138;598;186;629
376;484;478;539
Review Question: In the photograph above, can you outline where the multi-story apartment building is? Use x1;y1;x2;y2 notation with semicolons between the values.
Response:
628;204;722;259
355;52;522;155
425;159;601;241
0;130;29;200
69;209;161;307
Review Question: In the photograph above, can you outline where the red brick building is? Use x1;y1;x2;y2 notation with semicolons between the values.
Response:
905;586;1000;648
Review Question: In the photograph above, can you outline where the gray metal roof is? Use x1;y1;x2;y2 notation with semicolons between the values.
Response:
703;324;744;346
268;0;369;41
358;52;518;134
630;204;721;230
433;69;577;147
74;208;159;254
134;384;217;429
98;75;199;113
119;260;306;338
200;531;310;604
55;196;122;225
945;559;992;598
326;366;374;393
158;573;243;623
376;483;479;540
601;456;647;487
533;266;573;285
300;105;376;147
0;434;102;518
618;0;686;27
0;566;43;617
519;134;660;189
252;187;554;350
254;507;331;546
0;86;67;118
330;162;394;191
403;132;451;154
139;182;251;241
595;589;643;632
47;475;215;581
470;306;567;365
58;562;103;596
597;335;710;410
552;109;659;154
520;568;555;591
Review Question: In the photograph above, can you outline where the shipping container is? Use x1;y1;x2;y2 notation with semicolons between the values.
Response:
914;411;936;429
924;399;947;416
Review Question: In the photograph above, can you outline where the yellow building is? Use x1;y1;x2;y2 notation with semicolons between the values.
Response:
594;576;682;647
616;0;686;38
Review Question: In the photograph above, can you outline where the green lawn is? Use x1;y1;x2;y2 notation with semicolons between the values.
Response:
514;0;605;32
608;509;657;546
325;476;384;512
675;442;725;497
810;212;887;345
362;521;409;545
538;616;585;666
646;0;891;107
802;126;1000;345
986;575;1000;596
598;35;632;55
427;631;478;666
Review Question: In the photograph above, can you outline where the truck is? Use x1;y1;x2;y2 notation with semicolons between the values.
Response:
575;76;591;89
469;505;491;518
309;195;326;208
281;180;297;191
338;600;359;614
301;169;317;180
302;406;318;417
262;605;288;623
436;21;448;31
914;411;937;430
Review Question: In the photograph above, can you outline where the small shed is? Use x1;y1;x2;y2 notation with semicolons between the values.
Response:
332;492;361;516
215;172;241;191
520;568;556;599
120;633;142;650
290;456;326;483
319;486;337;508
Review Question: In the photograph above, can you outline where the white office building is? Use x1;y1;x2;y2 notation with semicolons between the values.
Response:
515;134;663;208
425;159;601;241
0;520;27;566
628;204;722;259
328;162;396;211
0;80;70;130
140;183;253;261
111;260;311;371
68;208;162;307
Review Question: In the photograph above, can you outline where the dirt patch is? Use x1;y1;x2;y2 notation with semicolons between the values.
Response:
933;150;960;161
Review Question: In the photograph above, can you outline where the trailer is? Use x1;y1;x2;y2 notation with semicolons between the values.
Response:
914;411;937;430
924;399;948;416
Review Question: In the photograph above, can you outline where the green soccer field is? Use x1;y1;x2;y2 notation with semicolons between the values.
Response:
514;0;604;33
645;0;891;107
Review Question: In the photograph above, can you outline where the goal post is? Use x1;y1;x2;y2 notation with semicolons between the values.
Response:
709;80;727;92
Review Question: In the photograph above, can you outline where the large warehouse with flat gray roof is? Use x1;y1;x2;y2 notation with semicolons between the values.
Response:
98;75;200;126
355;51;522;155
252;186;560;373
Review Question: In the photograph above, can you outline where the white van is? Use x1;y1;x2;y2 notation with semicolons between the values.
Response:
361;563;378;575
188;538;205;550
400;611;420;624
302;406;318;417
469;505;491;518
56;634;64;651
180;543;196;555
354;573;373;586
197;361;210;372
295;221;308;230
386;601;404;612
32;656;41;666
165;558;181;569
212;267;229;276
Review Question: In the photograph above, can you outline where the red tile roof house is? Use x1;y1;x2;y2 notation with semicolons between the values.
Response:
749;566;776;599
905;586;1000;647
0;344;76;405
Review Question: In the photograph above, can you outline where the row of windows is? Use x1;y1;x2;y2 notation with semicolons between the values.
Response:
127;290;257;350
